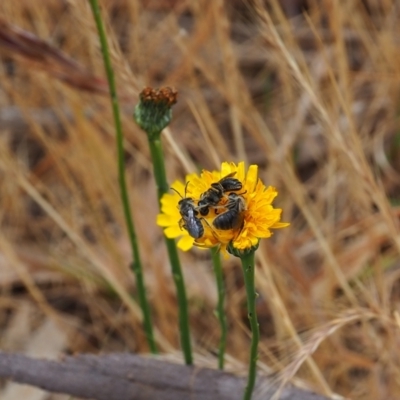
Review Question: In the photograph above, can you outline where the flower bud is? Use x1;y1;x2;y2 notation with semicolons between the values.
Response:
133;87;178;139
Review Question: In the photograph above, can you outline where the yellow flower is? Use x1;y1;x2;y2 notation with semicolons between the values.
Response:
156;162;289;256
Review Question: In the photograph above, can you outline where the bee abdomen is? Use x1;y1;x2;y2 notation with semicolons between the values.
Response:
192;221;204;239
213;210;239;230
220;178;242;192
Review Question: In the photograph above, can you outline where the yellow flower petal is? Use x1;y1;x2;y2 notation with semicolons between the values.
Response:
271;222;291;229
170;180;186;194
177;235;195;251
220;162;233;177
220;245;230;259
164;225;183;239
245;164;258;193
236;161;245;182
156;214;175;227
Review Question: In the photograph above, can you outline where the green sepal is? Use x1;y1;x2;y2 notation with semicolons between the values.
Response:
227;240;259;258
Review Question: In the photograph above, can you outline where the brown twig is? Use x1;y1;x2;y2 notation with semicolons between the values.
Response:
0;17;110;95
0;351;330;400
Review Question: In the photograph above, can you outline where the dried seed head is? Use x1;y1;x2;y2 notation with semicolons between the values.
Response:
134;86;178;138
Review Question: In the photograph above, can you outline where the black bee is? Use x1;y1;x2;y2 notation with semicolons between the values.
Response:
213;193;246;230
198;172;243;216
179;202;204;239
171;184;204;239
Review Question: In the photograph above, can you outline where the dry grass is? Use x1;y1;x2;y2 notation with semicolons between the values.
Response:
0;0;400;399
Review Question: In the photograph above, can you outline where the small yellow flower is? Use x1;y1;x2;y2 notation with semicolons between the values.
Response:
156;162;289;256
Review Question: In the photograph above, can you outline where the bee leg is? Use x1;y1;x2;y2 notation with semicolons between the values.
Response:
203;243;222;253
232;220;245;241
200;217;221;242
194;241;212;249
212;203;228;215
213;243;222;253
193;242;222;255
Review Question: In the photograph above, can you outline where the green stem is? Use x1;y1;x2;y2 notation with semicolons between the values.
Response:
211;247;227;370
148;137;193;365
240;250;259;400
88;0;157;354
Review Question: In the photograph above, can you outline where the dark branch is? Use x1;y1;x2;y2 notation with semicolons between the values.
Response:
0;352;329;400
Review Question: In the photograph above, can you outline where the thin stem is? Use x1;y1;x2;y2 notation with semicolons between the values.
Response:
240;250;259;400
148;137;193;365
211;247;227;370
88;0;157;354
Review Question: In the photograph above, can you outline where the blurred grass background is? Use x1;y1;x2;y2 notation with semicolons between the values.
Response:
0;0;400;399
